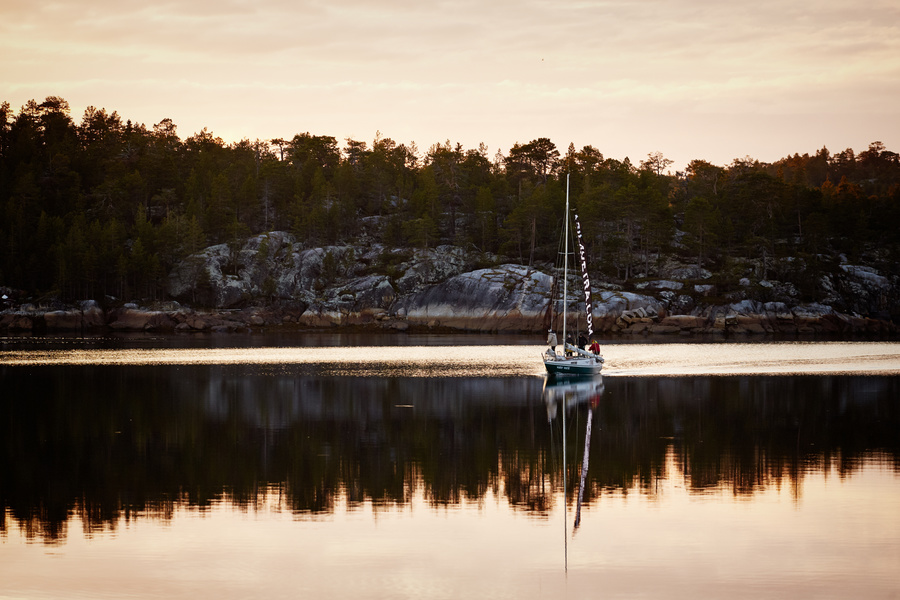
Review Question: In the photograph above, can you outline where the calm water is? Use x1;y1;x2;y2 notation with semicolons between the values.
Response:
1;336;899;599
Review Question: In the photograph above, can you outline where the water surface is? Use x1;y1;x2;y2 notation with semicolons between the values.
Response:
3;340;899;376
1;338;898;599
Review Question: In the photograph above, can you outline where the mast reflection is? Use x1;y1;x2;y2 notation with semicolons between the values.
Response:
542;375;605;570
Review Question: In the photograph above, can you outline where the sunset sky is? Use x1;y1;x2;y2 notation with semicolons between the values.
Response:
2;0;898;170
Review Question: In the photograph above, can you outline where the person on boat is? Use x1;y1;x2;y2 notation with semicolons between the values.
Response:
546;329;558;354
590;339;601;355
565;334;574;357
578;334;588;351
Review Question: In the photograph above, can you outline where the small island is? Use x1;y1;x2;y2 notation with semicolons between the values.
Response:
1;98;897;336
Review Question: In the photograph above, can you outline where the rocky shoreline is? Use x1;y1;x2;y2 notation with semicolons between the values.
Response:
1;284;894;338
1;299;894;337
2;232;897;337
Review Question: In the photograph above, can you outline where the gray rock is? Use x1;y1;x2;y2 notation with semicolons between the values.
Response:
840;265;889;289
729;299;763;315
635;280;683;291
670;266;712;280
792;303;835;319
396;264;551;331
671;294;696;313
154;234;898;334
394;246;473;294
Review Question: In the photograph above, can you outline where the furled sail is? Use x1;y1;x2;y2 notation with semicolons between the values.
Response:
573;213;593;338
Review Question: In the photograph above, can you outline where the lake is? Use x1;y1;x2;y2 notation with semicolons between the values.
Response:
2;335;899;599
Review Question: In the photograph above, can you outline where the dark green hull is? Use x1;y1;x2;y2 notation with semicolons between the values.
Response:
543;357;603;377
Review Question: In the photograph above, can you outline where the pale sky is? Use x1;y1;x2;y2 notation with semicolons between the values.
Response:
2;0;899;170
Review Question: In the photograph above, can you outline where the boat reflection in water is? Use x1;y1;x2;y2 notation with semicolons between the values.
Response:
542;374;605;569
542;375;604;424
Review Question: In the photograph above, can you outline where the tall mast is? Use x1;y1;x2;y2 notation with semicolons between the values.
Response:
561;175;572;564
562;173;570;351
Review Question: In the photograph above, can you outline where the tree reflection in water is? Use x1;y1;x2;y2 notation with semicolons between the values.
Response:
1;364;898;543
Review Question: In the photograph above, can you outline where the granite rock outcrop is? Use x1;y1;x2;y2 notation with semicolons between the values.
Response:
1;234;896;336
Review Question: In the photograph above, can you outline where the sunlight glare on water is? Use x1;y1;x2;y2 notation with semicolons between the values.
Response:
2;341;900;376
0;345;537;377
606;341;900;376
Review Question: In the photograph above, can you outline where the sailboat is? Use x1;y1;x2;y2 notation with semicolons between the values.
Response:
543;174;604;377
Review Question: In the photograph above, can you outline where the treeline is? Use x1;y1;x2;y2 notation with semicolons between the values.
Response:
1;96;899;303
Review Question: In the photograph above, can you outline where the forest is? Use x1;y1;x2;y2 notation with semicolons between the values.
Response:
1;96;899;306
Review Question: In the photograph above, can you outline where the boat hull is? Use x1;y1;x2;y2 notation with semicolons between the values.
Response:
543;357;603;377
